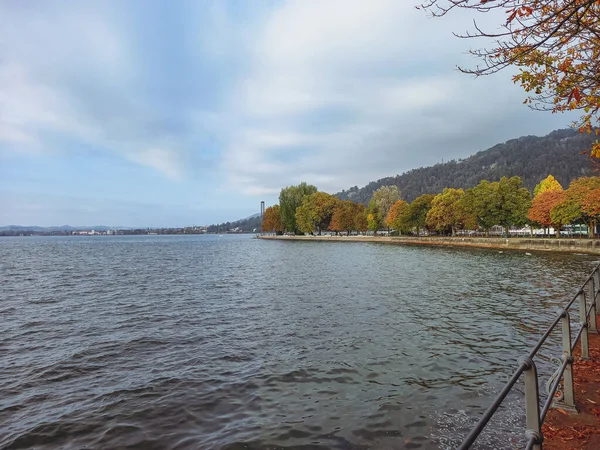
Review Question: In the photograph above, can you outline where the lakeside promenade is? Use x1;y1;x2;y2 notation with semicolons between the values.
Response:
259;234;600;255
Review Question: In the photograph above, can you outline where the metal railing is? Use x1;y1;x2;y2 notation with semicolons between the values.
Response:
459;263;600;450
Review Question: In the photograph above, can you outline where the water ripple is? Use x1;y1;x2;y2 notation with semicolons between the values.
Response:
0;235;596;449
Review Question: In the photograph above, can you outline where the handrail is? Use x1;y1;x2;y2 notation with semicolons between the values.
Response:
458;263;600;449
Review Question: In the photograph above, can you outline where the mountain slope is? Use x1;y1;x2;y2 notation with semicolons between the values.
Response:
206;213;261;233
336;129;597;204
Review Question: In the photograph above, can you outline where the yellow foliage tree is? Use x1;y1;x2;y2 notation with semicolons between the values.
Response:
533;175;563;197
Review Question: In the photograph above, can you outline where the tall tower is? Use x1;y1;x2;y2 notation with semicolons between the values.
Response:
260;201;265;231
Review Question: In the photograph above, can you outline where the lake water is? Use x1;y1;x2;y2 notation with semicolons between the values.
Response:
1;235;597;449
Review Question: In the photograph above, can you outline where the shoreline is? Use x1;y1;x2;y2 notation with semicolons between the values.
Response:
258;235;600;255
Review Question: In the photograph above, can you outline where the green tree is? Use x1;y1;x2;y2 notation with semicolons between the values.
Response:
295;192;337;235
496;176;532;237
462;180;499;235
407;194;435;235
550;199;580;233
368;185;401;233
279;182;317;234
462;177;531;236
534;175;563;197
367;210;380;233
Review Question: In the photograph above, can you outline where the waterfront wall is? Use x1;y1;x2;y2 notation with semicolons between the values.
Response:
258;235;600;255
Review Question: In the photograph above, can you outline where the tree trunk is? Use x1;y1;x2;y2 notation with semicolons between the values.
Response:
451;226;456;236
505;225;510;238
529;225;533;237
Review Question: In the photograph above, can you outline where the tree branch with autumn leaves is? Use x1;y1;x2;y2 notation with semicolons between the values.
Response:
418;0;600;156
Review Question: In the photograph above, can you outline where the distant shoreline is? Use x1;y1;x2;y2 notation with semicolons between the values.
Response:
258;235;600;255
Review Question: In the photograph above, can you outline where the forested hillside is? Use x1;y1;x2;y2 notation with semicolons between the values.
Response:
206;213;261;233
336;129;597;204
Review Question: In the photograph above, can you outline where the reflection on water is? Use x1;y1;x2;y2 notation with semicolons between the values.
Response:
1;235;597;449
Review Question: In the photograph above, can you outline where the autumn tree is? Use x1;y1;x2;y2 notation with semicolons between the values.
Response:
354;204;369;233
386;200;411;234
559;176;600;237
330;200;353;234
368;185;401;233
262;205;283;233
426;188;472;235
534;175;563;196
279;182;317;234
330;201;368;234
295;192;338;235
528;190;567;237
419;0;600;156
407;193;435;235
582;189;600;221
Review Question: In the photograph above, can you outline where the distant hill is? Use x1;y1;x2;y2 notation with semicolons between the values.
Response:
336;129;598;204
206;213;261;233
0;225;115;232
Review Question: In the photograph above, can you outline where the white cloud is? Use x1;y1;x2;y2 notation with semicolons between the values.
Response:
0;2;191;178
0;0;575;200
219;0;573;196
126;148;186;180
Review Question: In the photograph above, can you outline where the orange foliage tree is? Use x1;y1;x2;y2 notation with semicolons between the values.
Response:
385;200;411;234
582;189;600;219
528;190;567;237
419;0;600;156
330;200;362;234
330;201;368;234
564;177;600;237
354;204;368;233
262;205;283;233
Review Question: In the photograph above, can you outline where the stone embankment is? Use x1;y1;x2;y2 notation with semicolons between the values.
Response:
259;235;600;255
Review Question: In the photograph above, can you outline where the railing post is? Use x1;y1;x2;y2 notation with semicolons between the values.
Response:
561;311;576;409
589;278;598;333
579;291;590;360
595;269;600;326
520;356;543;450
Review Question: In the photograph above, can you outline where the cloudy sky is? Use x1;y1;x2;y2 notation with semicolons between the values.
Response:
0;0;573;227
